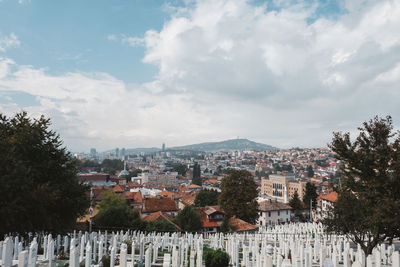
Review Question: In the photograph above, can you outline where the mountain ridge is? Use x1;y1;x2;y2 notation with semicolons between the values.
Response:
102;138;278;154
170;138;278;152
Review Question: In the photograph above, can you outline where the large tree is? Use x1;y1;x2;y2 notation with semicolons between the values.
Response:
289;191;303;216
306;165;314;178
218;169;258;224
303;182;318;208
174;206;202;232
95;191;143;229
194;189;220;207
324;116;400;256
0;112;89;235
192;162;202;186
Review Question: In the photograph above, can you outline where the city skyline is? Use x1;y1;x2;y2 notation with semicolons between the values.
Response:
1;0;400;151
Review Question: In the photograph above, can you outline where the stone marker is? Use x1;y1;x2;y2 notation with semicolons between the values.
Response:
28;241;38;267
85;242;91;267
18;250;28;267
2;237;13;267
120;244;127;267
393;251;400;267
163;253;171;267
351;261;362;267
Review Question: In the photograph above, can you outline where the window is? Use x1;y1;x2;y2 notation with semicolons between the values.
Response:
268;211;271;217
278;211;280;216
286;210;288;215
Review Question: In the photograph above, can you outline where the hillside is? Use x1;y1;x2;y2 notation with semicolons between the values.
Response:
171;138;277;152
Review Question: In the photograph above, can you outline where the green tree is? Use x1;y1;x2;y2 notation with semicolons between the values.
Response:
194;189;220;207
192;162;202;186
324;116;400;256
173;164;188;176
146;219;176;232
96;191;138;228
174;206;202;232
289;191;303;216
219;215;237;233
100;159;124;175
303;182;318;208
0;112;89;235
129;169;142;178
203;247;230;267
218;170;259;224
306;165;314;178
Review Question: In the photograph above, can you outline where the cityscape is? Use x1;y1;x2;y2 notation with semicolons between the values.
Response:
1;0;400;267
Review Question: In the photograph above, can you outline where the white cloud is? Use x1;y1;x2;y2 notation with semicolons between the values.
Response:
0;33;20;52
107;34;145;47
2;0;400;151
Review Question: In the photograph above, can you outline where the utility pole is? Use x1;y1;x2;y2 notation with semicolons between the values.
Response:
310;199;313;222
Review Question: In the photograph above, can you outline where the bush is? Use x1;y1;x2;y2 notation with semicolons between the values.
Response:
101;255;110;267
203;247;230;267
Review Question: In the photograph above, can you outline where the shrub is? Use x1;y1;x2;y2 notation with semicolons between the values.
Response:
203;247;230;267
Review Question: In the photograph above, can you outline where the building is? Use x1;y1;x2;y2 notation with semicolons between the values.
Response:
261;174;306;202
195;206;257;233
77;173;111;186
314;191;338;221
90;148;97;157
141;197;179;217
123;191;143;210
139;172;178;186
257;199;292;226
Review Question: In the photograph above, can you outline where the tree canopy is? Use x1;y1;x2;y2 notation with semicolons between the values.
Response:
289;190;303;216
306;165;314;178
324;116;400;256
0;112;89;235
303;182;318;208
192;162;202;186
173;164;187;176
203;247;230;267
218;169;259;224
174;206;202;232
95;191;142;229
194;189;220;207
146;219;176;232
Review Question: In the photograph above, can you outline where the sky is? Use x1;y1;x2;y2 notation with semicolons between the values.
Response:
1;0;400;152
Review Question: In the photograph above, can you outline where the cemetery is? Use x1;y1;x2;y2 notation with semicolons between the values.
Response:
1;223;399;267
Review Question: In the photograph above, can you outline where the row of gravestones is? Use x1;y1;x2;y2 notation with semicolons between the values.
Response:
1;222;400;267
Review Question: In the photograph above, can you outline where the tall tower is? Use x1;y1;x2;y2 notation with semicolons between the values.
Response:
162;143;166;152
283;185;288;203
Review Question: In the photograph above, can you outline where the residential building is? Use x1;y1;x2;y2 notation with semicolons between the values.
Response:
261;174;306;202
141;197;179;217
314;191;338;221
257;199;292;226
195;206;257;233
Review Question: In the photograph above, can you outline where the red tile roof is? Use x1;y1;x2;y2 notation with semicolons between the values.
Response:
113;185;124;193
229;216;257;232
158;191;182;199
180;191;198;206
318;191;338;203
123;191;143;203
141;211;181;231
142;198;178;213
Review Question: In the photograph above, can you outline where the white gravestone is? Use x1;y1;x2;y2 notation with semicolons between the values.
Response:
28;241;38;267
2;237;13;267
18;250;28;267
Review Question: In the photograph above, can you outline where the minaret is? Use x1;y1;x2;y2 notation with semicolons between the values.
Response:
283;185;288;203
